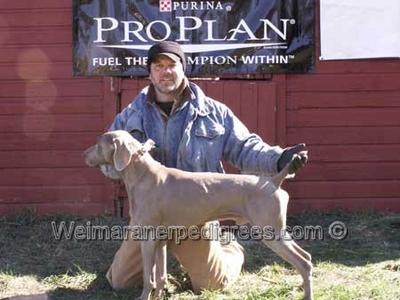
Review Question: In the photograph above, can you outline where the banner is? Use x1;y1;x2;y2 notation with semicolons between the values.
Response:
73;0;314;77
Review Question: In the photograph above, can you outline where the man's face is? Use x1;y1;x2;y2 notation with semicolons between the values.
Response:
149;55;185;95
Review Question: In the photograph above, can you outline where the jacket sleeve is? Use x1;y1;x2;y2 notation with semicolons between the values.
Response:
108;87;149;131
222;107;284;175
108;108;129;131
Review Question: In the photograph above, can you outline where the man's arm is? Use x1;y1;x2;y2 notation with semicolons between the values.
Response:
108;89;146;132
222;108;307;175
108;109;129;131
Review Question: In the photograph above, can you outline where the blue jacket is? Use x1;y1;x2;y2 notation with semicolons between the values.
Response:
109;82;283;175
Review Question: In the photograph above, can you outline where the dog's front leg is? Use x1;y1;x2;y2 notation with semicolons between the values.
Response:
154;241;168;299
139;240;157;300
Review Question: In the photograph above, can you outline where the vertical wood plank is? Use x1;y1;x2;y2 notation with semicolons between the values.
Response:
273;74;287;146
222;81;241;116
240;82;258;133
258;82;277;144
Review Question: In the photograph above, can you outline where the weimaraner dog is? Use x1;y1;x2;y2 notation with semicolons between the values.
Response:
84;130;313;300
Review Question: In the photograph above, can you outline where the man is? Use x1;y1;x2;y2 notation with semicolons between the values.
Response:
103;41;308;292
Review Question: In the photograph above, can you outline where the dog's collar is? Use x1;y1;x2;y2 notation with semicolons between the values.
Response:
135;148;147;157
132;139;155;160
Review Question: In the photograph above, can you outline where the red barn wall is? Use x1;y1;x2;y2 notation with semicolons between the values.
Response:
0;0;113;215
283;3;400;212
0;1;399;215
285;58;400;212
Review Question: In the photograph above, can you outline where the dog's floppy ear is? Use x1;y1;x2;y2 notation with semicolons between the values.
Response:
112;137;134;171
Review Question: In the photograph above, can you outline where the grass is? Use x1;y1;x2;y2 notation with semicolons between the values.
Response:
0;210;400;299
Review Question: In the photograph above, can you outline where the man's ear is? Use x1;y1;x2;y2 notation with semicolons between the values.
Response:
112;137;133;171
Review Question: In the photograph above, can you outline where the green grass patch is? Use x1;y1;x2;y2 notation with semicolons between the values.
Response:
1;210;399;299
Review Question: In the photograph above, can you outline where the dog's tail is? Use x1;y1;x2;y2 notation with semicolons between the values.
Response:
271;155;301;187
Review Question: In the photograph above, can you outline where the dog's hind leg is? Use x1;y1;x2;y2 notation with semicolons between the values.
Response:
261;237;313;300
291;240;312;262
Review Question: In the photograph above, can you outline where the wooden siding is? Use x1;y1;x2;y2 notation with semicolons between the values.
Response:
0;0;112;215
282;0;400;213
285;59;400;212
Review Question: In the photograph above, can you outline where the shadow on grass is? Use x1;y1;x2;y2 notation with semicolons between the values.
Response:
47;272;140;300
0;211;192;299
243;210;400;273
0;212;122;278
1;210;400;299
0;212;135;299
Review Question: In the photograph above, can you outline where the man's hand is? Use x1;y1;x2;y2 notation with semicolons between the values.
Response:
277;143;308;174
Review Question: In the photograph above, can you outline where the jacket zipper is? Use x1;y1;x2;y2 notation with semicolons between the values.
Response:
163;118;169;165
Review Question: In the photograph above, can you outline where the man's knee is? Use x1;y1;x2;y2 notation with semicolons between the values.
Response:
106;263;142;290
179;239;245;293
105;237;143;290
191;274;230;293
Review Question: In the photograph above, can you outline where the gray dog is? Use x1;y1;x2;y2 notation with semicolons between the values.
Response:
84;130;313;300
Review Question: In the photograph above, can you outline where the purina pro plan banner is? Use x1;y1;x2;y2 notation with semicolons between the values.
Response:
73;0;314;76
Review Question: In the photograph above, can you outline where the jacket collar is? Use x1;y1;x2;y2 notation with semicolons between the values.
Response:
187;82;212;116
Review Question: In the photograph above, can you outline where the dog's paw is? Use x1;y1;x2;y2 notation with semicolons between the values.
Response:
288;151;308;174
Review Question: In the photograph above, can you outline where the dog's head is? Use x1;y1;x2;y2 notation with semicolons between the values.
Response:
84;130;155;172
